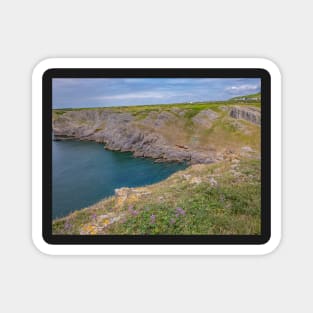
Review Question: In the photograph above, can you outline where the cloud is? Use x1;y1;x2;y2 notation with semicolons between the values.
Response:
225;84;260;94
95;91;191;100
53;78;261;108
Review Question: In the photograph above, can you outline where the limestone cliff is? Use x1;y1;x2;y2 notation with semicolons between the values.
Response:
229;106;261;125
53;103;260;164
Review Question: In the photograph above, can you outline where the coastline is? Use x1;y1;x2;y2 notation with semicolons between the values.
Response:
53;103;261;164
52;102;261;234
52;155;261;235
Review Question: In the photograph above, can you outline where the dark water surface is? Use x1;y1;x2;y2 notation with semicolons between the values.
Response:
52;140;187;219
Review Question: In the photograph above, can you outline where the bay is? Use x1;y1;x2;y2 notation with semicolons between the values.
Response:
52;140;187;219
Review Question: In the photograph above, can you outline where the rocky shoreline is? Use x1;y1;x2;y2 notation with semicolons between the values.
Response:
53;105;260;164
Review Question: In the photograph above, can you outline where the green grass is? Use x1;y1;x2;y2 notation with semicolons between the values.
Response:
230;92;261;101
110;184;260;235
52;99;257;114
109;159;260;235
53;159;261;235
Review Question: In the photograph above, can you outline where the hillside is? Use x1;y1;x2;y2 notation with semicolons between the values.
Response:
53;101;260;164
230;92;261;102
52;99;261;235
53;157;261;235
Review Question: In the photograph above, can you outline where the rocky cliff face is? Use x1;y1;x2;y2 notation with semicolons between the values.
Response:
53;105;260;164
229;106;261;125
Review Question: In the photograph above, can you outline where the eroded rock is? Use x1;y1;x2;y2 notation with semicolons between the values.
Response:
114;187;151;208
192;109;219;128
229;106;261;125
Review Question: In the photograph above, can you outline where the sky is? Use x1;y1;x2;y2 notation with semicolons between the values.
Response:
52;78;261;109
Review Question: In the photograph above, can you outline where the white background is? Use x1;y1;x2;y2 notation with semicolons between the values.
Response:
0;0;311;312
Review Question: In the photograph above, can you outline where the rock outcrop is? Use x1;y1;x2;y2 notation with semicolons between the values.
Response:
53;105;260;164
229;106;261;125
53;109;218;164
192;109;218;128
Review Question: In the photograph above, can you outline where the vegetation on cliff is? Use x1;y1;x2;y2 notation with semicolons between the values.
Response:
53;156;260;235
53;98;260;164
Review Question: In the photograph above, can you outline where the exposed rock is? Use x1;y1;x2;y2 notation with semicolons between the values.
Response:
53;109;212;163
231;158;240;164
114;187;151;208
192;109;218;128
53;106;259;165
229;106;261;125
241;146;253;152
190;176;202;184
140;111;176;129
240;146;256;158
79;224;98;235
79;212;125;234
190;151;214;164
208;177;218;187
182;174;192;180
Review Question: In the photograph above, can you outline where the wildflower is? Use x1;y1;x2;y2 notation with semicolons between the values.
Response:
150;214;156;224
128;206;138;216
102;219;110;227
176;207;186;216
131;209;138;216
170;218;176;225
64;220;72;231
91;213;97;221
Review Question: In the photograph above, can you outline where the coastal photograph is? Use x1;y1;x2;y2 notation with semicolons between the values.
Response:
52;78;261;235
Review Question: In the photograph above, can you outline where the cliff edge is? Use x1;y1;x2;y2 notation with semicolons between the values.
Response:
53;102;260;164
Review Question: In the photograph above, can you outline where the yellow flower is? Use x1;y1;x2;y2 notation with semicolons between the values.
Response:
102;219;110;226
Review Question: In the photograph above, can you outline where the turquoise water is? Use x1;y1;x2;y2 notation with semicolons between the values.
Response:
52;140;187;219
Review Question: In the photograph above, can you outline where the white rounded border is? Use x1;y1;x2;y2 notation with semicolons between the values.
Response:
32;58;281;255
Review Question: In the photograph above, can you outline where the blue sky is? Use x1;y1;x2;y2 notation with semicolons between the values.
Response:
52;78;261;108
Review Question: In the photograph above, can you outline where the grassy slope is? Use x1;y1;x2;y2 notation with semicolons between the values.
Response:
230;92;261;101
52;99;260;117
53;157;261;235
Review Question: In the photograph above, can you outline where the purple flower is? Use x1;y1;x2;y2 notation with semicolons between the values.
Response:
176;207;186;216
64;220;72;231
129;206;138;216
150;214;156;224
91;213;97;221
170;218;176;225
